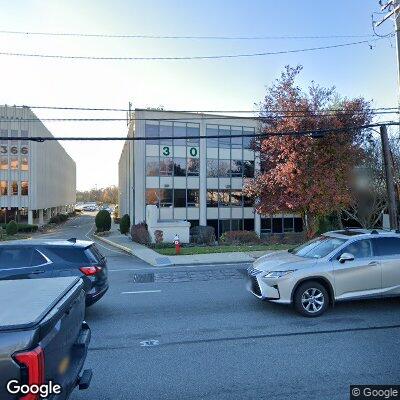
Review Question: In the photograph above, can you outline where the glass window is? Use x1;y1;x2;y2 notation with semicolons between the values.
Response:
372;237;400;256
187;124;200;145
48;247;90;263
159;123;173;145
219;126;230;149
231;219;243;231
291;236;346;259
243;194;254;207
21;181;28;196
231;127;242;149
146;189;159;205
187;189;199;207
207;190;218;207
206;125;218;148
10;130;19;142
341;239;373;259
272;217;283;233
10;156;18;170
0;248;33;268
0;157;7;170
146;157;159;176
220;220;231;235
243;127;255;149
219;190;230;207
0;181;7;195
31;250;47;266
145;121;159;145
231;191;243;207
159;189;173;207
294;218;303;232
244;219;255;231
174;189;186;207
11;181;18;195
159;158;173;176
187;158;199;176
218;160;230;177
231;160;243;177
21;157;28;171
173;123;186;146
261;217;272;233
173;158;187;176
283;217;294;232
207;159;219;177
243;160;255;178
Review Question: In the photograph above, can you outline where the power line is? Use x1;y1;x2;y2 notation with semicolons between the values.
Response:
0;122;396;142
0;29;378;40
0;110;398;123
9;104;400;113
0;37;390;61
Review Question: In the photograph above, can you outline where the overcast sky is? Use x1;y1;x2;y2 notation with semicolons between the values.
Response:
0;0;397;190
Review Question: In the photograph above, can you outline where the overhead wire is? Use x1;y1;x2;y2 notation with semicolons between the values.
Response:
0;36;392;61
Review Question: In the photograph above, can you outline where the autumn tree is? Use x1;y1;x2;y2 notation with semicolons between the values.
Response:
244;65;372;236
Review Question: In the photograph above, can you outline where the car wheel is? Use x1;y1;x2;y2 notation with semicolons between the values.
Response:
294;281;328;317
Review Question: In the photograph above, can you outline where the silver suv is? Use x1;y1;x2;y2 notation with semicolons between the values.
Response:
247;229;400;317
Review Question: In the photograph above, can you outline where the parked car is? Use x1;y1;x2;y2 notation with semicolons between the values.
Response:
82;204;97;212
0;277;92;400
248;229;400;317
0;239;108;306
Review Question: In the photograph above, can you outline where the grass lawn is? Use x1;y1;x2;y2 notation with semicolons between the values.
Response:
154;243;292;256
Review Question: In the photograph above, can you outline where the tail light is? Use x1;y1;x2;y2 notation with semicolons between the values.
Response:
79;266;102;276
13;346;45;400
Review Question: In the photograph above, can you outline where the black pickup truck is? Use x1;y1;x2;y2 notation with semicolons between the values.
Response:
0;277;92;400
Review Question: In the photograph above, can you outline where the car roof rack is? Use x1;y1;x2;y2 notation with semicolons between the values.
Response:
370;230;379;234
67;238;77;243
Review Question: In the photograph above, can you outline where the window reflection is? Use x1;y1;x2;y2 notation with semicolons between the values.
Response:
21;181;28;196
0;180;7;195
146;189;160;205
173;158;186;176
159;158;173;176
187;189;199;207
11;181;18;195
187;158;199;176
146;157;159;176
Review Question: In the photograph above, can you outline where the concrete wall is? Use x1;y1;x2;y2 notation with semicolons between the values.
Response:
0;106;76;212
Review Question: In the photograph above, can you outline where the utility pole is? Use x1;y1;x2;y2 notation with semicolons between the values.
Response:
376;1;400;104
380;125;399;229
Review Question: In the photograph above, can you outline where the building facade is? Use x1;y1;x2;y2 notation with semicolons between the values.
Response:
0;106;76;225
119;109;302;238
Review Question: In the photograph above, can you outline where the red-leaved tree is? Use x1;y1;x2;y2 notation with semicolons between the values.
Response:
244;66;372;236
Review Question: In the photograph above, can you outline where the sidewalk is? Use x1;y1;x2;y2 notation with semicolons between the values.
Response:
94;224;271;267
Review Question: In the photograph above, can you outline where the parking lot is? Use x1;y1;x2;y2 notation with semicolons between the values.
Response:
58;215;400;400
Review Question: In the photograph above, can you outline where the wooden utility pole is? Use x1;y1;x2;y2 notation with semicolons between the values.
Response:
380;125;399;229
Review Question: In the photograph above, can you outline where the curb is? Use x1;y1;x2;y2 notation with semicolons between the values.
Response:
93;234;256;267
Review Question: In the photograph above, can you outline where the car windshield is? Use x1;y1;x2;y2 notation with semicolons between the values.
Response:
291;235;346;259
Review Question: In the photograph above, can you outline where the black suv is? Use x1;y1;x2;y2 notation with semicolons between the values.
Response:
0;238;108;306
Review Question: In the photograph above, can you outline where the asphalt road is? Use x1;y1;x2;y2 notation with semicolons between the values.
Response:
52;214;400;400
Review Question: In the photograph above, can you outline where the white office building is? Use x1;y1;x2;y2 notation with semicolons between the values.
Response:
119;109;303;238
0;106;76;225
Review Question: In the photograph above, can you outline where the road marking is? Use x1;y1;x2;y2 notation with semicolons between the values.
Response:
121;290;162;294
140;339;160;347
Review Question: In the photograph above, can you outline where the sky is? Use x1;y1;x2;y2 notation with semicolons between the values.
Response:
0;0;398;190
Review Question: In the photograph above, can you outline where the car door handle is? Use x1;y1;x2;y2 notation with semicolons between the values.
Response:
31;269;45;274
368;262;378;266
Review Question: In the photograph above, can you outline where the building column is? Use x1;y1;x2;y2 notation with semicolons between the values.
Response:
38;209;44;226
28;210;33;225
255;212;261;237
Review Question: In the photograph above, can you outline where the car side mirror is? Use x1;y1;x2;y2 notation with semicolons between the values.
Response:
339;252;355;264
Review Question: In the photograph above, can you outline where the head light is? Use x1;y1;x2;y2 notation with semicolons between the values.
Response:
263;270;295;279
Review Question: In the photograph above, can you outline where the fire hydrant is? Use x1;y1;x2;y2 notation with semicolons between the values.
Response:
174;234;181;255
